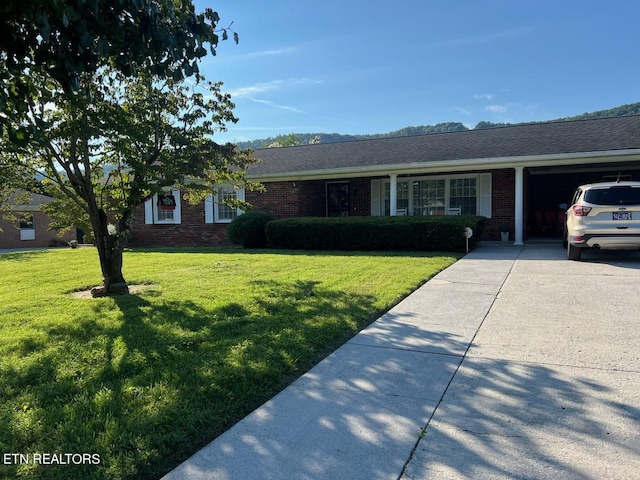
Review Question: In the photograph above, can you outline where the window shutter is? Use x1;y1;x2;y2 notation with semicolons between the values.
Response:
204;195;214;224
478;173;492;218
370;179;381;216
144;199;153;224
172;189;182;224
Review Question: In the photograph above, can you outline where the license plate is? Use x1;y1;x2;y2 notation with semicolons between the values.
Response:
613;212;632;220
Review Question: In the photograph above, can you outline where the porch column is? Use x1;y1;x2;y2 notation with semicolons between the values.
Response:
514;166;524;245
389;174;398;216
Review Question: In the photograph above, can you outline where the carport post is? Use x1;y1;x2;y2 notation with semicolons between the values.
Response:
514;166;524;245
389;173;398;216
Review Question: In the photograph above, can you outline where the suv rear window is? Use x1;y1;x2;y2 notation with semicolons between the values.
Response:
584;186;640;205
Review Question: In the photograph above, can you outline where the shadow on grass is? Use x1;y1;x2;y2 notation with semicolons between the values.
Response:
127;246;458;259
0;249;53;262
3;277;638;480
0;279;379;480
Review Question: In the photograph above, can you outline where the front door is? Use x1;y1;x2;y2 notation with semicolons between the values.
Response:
327;182;350;217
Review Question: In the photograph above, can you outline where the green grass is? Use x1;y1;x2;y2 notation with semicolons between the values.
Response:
0;247;460;479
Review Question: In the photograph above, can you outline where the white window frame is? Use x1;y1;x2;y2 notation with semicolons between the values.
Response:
19;215;36;241
144;189;182;225
204;185;245;224
374;173;492;218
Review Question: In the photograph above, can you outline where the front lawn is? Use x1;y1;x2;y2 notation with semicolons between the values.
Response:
0;248;459;479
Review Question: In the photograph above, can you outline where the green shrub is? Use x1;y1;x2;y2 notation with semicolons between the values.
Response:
228;211;274;248
266;215;486;252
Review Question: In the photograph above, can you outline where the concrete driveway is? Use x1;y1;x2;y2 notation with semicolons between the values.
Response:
163;245;640;480
402;245;640;479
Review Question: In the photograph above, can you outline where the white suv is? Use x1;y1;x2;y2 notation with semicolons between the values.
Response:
565;181;640;260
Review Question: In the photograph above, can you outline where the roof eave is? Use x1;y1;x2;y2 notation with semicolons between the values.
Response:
247;149;640;182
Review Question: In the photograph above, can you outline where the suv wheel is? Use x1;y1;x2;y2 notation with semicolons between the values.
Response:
567;242;582;261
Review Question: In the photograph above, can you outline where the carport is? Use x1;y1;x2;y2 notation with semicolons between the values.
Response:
514;153;640;245
523;159;640;242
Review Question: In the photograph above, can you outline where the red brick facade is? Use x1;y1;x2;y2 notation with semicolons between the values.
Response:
247;178;372;218
128;200;231;247
0;210;77;249
128;170;519;247
486;169;515;240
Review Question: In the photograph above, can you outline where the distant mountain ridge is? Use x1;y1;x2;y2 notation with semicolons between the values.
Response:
235;101;640;149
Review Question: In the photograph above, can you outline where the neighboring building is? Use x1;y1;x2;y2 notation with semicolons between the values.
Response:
128;115;640;247
0;192;77;249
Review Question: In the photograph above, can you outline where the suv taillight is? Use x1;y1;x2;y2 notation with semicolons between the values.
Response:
572;205;592;216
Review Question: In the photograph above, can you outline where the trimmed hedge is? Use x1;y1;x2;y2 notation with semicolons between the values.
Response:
265;215;486;252
228;211;274;248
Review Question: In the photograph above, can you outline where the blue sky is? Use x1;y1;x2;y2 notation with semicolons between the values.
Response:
194;1;640;144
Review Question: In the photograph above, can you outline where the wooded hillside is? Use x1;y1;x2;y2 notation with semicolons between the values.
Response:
236;101;640;149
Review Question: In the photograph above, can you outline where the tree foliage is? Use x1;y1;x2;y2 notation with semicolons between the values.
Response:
556;101;640;121
0;0;256;295
0;0;237;93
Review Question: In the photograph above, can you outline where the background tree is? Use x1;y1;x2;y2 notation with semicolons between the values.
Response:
0;0;257;295
266;132;302;148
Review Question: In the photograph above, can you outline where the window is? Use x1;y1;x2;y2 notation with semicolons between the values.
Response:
19;215;35;241
412;179;445;216
156;207;174;223
216;188;239;222
449;177;477;215
156;193;177;223
144;190;182;225
584;186;640;205
205;185;245;223
376;174;490;217
383;181;409;216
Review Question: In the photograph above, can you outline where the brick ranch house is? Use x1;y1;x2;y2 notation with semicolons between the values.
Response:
128;115;640;247
0;192;77;249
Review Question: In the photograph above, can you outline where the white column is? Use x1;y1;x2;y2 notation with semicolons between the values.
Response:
389;174;398;216
514;166;524;245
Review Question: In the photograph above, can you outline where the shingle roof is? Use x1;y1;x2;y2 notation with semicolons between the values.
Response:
247;115;640;178
8;191;54;210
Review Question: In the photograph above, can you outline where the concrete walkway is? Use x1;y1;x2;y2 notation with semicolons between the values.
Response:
162;245;640;480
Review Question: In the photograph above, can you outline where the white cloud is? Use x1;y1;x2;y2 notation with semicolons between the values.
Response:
228;80;286;98
483;102;539;120
248;98;304;113
454;106;472;115
227;78;323;114
485;105;508;114
473;93;495;101
228;78;322;99
241;47;300;58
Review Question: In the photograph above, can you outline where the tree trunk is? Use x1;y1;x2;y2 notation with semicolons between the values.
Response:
90;209;130;297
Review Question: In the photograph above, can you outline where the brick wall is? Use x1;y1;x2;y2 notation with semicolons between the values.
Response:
128;200;231;248
485;169;515;240
248;179;373;218
247;181;306;218
127;171;519;247
350;178;371;216
0;211;76;249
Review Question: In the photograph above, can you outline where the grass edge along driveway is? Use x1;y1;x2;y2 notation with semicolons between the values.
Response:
0;248;460;480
